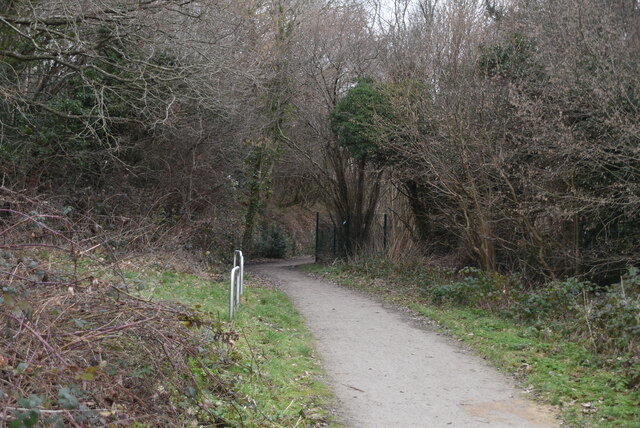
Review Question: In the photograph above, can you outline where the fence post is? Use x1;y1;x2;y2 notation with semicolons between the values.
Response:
344;218;350;256
383;213;388;252
332;226;337;258
315;212;320;263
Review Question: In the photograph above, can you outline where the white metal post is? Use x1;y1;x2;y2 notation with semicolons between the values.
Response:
239;251;244;296
233;250;244;296
229;250;245;320
229;265;240;319
236;268;241;308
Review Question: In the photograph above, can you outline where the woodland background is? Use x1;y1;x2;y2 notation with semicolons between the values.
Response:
1;1;639;425
1;0;638;282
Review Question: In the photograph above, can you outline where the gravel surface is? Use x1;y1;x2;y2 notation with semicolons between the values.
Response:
250;258;561;428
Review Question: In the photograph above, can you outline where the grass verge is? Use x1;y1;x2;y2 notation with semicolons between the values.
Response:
2;247;338;427
141;267;339;427
301;262;639;428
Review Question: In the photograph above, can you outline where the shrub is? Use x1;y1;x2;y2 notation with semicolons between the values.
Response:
511;269;639;356
254;226;288;259
514;277;589;322
428;267;506;309
583;268;640;355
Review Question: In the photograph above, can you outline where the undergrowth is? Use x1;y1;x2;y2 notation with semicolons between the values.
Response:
1;248;243;427
0;189;336;427
302;258;640;428
1;253;337;427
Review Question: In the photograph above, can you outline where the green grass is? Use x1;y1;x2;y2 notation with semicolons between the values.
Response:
16;250;339;426
145;269;340;427
302;262;640;428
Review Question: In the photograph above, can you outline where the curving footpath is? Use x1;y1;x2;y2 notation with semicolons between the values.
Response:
250;259;560;428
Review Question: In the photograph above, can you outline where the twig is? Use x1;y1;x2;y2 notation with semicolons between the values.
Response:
61;316;157;350
7;263;19;286
239;325;262;377
0;270;71;286
342;383;365;392
64;409;82;428
4;407;109;414
0;209;75;245
0;243;69;251
284;399;295;412
4;312;69;366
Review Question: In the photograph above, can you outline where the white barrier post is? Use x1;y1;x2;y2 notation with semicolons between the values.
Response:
233;250;244;296
229;266;239;319
229;250;244;320
238;251;244;296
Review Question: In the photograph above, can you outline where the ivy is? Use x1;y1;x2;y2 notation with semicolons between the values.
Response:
331;77;391;160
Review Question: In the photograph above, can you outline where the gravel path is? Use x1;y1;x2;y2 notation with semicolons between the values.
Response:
250;259;560;428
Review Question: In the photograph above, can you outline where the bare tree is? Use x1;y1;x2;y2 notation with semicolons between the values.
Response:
284;0;386;255
369;0;639;280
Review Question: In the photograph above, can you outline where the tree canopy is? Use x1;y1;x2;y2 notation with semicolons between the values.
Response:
330;78;392;160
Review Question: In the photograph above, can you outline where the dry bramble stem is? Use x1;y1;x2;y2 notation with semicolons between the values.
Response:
4;312;69;366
